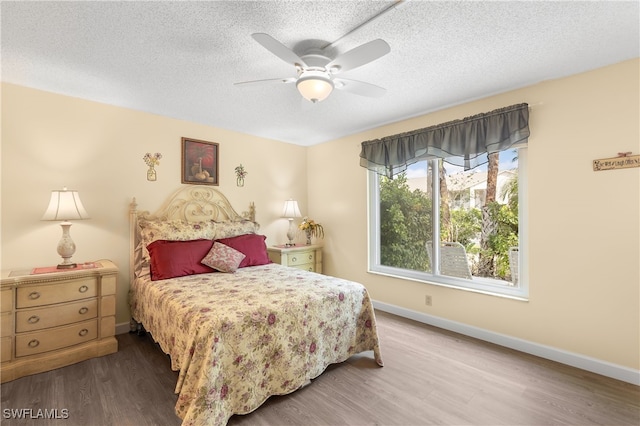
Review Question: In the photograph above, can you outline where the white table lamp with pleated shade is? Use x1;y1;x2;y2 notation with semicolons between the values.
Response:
282;199;301;247
41;187;90;269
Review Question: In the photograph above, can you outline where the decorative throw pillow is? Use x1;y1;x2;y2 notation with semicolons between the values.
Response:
216;234;271;268
147;239;215;281
201;242;246;273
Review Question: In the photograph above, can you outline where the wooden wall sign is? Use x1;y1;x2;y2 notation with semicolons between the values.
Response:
593;152;640;171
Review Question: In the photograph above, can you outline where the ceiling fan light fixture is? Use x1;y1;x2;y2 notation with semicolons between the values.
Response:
296;71;334;103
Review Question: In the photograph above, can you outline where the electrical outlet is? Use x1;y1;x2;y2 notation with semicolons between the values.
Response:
425;295;432;306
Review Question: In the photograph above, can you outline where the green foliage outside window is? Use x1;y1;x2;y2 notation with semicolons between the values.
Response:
379;174;432;271
379;170;519;281
482;201;519;279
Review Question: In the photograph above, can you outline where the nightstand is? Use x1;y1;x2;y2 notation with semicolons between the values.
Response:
267;244;323;273
0;260;118;383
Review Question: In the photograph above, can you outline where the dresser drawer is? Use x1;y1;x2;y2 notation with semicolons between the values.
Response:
1;289;12;312
16;299;98;333
288;263;313;272
1;312;12;337
15;319;97;357
16;277;97;308
1;337;11;362
288;250;315;267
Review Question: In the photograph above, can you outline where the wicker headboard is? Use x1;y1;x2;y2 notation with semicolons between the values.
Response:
129;186;257;282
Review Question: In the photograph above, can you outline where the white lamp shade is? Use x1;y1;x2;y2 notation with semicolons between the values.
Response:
296;71;334;103
282;199;302;219
42;188;90;221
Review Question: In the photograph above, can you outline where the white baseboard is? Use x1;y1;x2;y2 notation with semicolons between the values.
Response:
373;300;640;386
115;322;132;335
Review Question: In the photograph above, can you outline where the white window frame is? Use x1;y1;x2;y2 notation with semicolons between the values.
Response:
367;149;529;300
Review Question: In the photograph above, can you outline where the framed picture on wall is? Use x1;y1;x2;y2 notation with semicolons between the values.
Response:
181;137;219;185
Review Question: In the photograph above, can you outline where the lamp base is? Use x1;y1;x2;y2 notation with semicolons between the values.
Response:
285;218;297;247
56;222;78;270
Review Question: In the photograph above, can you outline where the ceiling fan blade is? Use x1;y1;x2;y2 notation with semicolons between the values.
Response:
334;78;386;97
326;39;390;74
251;33;307;68
234;77;296;87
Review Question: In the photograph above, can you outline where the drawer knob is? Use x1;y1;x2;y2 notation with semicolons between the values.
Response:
79;307;89;315
78;285;89;293
28;291;40;300
27;315;40;324
308;254;313;260
78;328;89;337
292;256;297;262
28;339;40;348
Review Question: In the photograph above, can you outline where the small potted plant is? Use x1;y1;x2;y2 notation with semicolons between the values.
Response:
298;217;324;245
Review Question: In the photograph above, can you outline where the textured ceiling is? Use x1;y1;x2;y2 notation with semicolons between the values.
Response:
2;1;639;146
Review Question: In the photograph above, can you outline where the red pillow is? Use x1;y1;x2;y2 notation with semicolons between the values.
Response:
147;239;215;281
216;234;271;268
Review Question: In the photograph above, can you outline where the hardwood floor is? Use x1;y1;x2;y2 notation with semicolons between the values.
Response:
1;310;638;425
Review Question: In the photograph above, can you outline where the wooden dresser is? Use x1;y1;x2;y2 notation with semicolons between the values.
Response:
267;244;323;273
0;260;118;383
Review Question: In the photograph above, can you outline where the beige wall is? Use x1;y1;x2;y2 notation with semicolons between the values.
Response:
1;83;309;325
1;59;638;373
308;59;640;371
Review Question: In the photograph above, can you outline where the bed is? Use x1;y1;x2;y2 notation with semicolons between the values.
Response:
128;186;383;425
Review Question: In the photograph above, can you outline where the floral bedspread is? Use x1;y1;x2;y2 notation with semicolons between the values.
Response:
129;263;383;425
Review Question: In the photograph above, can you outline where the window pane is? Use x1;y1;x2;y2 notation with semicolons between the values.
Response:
374;150;521;290
439;152;519;285
379;161;433;272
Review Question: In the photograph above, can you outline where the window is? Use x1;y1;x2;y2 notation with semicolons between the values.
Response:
368;149;528;299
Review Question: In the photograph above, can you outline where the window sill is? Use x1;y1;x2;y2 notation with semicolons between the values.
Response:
368;266;529;301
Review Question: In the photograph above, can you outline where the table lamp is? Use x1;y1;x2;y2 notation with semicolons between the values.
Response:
41;187;90;268
282;199;301;247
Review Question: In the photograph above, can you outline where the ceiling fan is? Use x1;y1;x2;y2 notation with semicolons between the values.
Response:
234;33;391;103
